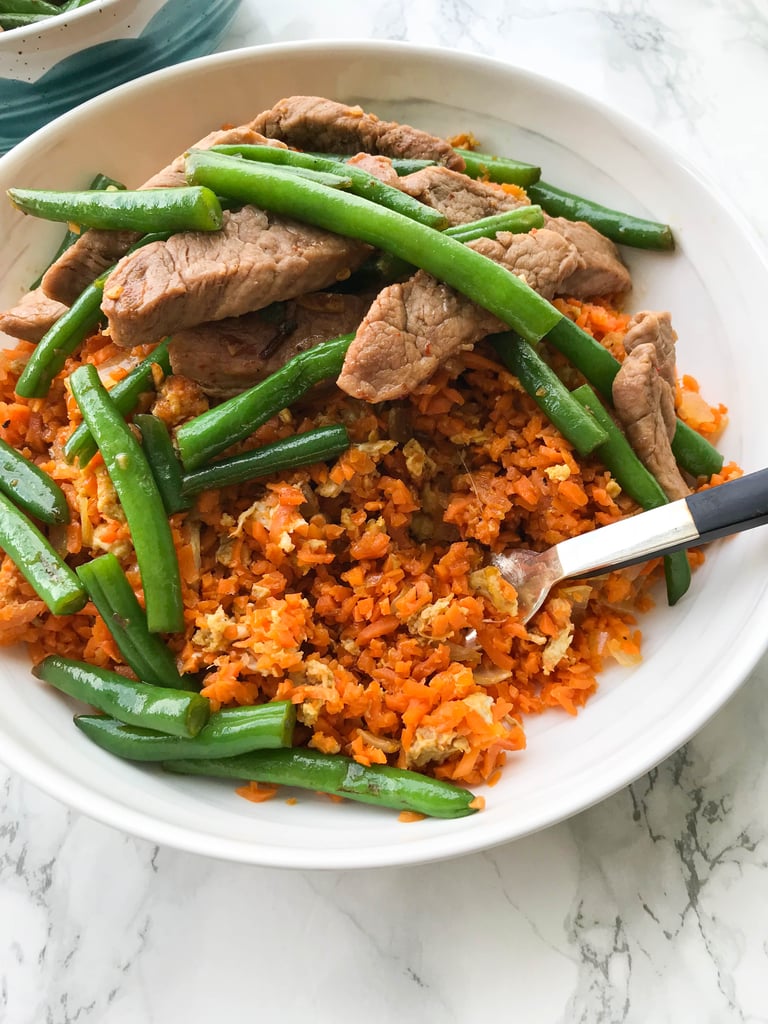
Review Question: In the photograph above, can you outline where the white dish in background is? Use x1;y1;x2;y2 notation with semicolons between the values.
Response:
0;41;767;869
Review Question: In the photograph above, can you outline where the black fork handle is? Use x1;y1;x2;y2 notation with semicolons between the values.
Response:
687;467;768;545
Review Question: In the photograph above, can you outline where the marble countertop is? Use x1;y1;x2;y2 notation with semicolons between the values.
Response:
2;1;768;1021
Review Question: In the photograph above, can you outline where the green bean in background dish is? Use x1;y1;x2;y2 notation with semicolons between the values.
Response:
175;333;354;470
211;144;449;228
0;492;86;615
75;553;195;690
0;12;50;27
163;748;481;818
34;655;209;738
7;186;223;234
69;363;184;635
75;702;297;761
0;0;60;14
64;337;172;466
181;424;350;496
0;437;69;524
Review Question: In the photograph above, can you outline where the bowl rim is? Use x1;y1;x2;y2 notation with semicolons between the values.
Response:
2;37;768;868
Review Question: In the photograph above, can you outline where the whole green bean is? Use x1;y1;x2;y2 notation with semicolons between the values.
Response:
490;333;607;456
163;747;481;818
0;436;69;524
75;702;297;761
176;333;353;471
34;654;209;738
69;363;184;634
211;144;449;228
454;147;542;187
0;491;86;615
571;383;691;604
526;180;675;251
65;337;171;466
76;553;193;690
181;425;350;496
8;186;223;234
135;414;192;515
185;149;562;344
30;172;126;290
16;231;171;399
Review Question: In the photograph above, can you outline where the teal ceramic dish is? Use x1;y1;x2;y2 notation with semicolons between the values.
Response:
0;0;241;153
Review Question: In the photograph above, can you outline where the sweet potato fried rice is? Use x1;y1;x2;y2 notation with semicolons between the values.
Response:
0;95;739;809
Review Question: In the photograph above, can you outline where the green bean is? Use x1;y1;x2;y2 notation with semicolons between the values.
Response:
0;13;50;27
75;702;296;761
135;414;191;515
163;748;481;818
444;205;544;243
64;338;171;466
571;383;691;604
14;273;105;399
211;144;449;229
75;553;193;690
0;0;59;14
526;180;675;251
34;655;209;738
545;317;723;479
181;425;350;496
16;231;171;400
30;172;126;290
374;205;546;282
69;363;184;634
185;149;562;343
0;437;69;524
490;333;607;456
454;147;542;187
0;491;86;614
175;333;353;471
8;186;223;234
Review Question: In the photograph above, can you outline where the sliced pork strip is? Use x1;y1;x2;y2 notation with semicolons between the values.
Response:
398;165;528;225
345;153;402;187
251;96;465;171
622;309;677;391
337;229;581;402
41;126;284;306
612;341;689;501
169;291;371;397
0;287;68;343
543;215;632;298
102;206;371;349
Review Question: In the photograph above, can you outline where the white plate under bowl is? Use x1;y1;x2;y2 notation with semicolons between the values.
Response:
1;41;767;869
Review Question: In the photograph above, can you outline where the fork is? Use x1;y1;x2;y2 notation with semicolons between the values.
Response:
489;467;768;624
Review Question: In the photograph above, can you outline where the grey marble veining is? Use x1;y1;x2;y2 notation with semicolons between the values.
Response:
2;2;768;1021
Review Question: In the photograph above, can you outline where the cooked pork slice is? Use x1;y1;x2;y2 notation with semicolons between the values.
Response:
345;152;402;186
544;216;632;298
0;287;68;343
169;292;371;396
622;309;677;390
337;229;581;402
399;165;528;225
102;206;371;349
41;126;283;306
612;342;689;500
251;96;465;171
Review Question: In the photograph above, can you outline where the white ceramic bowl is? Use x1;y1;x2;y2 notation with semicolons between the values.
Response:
1;41;767;869
0;0;241;153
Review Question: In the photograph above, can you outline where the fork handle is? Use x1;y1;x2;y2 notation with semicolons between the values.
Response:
557;467;768;578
